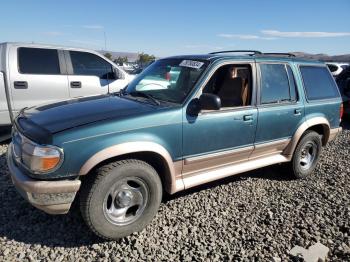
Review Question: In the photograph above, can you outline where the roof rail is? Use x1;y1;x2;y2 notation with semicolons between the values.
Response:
209;50;262;55
260;52;296;57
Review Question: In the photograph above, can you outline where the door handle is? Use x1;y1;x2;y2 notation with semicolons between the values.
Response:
294;109;302;115
243;115;253;122
70;81;81;88
14;81;28;89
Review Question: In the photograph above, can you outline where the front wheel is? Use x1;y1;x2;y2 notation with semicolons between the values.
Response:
289;131;322;179
80;159;162;240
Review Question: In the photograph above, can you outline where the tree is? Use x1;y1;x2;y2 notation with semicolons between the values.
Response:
104;52;112;60
137;52;155;67
114;56;128;66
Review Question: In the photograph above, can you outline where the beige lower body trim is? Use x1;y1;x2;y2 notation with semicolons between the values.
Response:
283;117;330;156
182;154;289;190
33;203;72;215
182;146;254;177
328;127;342;142
175;139;291;192
250;138;291;159
7;144;80;215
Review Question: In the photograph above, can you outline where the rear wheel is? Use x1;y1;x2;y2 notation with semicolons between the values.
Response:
80;159;162;240
289;131;322;179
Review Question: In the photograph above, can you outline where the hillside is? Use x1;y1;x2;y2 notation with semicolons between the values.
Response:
292;52;350;62
97;50;350;63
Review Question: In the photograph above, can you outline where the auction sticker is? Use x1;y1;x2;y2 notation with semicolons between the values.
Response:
179;60;204;69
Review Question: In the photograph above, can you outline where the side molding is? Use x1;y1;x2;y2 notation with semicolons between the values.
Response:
283;117;330;158
78;142;184;193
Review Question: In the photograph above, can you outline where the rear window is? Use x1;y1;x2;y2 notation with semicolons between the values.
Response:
18;47;60;74
300;66;339;100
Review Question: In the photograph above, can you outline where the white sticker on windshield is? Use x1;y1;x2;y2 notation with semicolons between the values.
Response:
179;60;204;69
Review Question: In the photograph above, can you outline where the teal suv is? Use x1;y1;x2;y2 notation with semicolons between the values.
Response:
7;51;343;239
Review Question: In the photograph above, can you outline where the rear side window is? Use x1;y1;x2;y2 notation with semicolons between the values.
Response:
18;47;60;74
260;64;294;104
70;51;113;79
300;66;339;100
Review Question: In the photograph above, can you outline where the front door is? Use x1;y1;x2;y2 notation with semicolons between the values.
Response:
182;62;258;175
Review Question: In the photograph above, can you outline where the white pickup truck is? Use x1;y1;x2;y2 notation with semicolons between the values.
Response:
0;42;132;139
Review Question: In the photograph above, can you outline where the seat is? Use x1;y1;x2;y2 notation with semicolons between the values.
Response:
217;77;243;107
236;69;250;106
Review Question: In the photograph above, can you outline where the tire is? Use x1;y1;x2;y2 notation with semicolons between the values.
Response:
80;159;162;240
289;131;322;179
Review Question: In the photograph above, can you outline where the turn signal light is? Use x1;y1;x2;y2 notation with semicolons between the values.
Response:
340;103;344;120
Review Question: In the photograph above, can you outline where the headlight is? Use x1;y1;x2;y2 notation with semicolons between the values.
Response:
21;142;63;173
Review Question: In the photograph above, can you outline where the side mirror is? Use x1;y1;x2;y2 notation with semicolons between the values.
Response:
187;98;201;116
186;93;221;117
199;93;221;110
113;68;125;80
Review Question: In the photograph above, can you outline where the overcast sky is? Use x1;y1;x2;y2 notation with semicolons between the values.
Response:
1;0;349;56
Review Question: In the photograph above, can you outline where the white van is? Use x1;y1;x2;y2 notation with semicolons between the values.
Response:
0;42;132;134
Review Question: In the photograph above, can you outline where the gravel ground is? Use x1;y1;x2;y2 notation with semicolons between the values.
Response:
0;122;349;261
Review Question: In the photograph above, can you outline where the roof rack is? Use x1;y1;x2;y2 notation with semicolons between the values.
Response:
209;50;262;55
260;52;296;57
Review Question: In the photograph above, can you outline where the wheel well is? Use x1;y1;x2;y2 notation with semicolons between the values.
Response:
304;124;329;146
86;152;172;193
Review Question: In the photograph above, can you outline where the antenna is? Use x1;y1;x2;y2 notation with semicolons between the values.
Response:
104;31;107;50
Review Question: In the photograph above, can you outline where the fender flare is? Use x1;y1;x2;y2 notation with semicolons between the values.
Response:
283;116;330;157
78;141;184;193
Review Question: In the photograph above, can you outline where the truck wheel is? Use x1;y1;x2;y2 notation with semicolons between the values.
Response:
80;159;162;240
290;131;322;179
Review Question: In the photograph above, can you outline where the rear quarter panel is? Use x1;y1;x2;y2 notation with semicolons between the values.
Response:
304;100;341;128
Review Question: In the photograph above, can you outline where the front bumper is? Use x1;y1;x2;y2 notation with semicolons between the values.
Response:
7;144;81;214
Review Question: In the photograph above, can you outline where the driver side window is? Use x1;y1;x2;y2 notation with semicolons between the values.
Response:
203;64;253;108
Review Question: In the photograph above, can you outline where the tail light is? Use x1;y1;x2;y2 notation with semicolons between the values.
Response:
340;103;344;119
165;72;171;81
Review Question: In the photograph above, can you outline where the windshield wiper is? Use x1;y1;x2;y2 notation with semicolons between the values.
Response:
117;86;127;97
128;91;161;106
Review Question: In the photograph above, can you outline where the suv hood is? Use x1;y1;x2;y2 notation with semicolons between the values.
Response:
20;95;157;135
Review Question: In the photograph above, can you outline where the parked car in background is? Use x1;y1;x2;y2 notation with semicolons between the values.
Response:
326;62;349;77
0;42;132;137
7;51;342;240
336;66;350;118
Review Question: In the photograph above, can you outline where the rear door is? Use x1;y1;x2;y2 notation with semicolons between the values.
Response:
65;50;128;98
8;46;70;111
253;62;304;157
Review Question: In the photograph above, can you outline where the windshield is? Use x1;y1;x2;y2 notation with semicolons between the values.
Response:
125;58;209;104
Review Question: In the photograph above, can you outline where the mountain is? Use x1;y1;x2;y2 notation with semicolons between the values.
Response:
98;50;139;62
291;52;350;63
